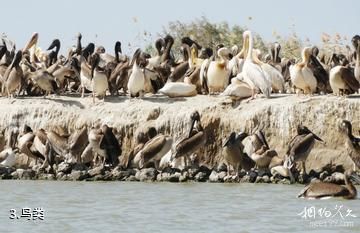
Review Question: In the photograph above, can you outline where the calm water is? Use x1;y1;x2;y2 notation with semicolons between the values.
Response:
0;181;359;233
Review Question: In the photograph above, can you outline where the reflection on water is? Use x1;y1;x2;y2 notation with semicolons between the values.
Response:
0;181;359;233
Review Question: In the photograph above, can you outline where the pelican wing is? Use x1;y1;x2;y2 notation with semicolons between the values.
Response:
339;67;360;92
174;131;205;158
243;61;271;97
141;135;167;161
287;134;314;157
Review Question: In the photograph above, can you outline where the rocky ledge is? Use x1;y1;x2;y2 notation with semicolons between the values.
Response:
0;93;359;183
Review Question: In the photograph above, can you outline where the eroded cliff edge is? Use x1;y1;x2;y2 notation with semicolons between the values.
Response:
1;94;359;172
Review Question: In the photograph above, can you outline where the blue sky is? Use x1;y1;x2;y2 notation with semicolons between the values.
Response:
1;0;359;55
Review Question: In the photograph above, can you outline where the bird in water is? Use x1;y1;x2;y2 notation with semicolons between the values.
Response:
297;171;360;199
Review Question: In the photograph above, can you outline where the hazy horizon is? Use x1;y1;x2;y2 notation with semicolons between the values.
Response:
1;0;359;55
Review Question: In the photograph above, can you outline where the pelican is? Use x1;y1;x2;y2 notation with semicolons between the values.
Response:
90;53;109;102
339;120;360;170
222;76;253;99
268;42;282;71
0;148;16;167
17;126;45;166
289;47;317;94
26;69;58;96
200;47;231;94
99;124;121;167
242;30;271;99
46;39;61;67
222;131;248;176
252;49;285;93
2;50;23;97
245;130;278;169
172;111;206;168
68;126;88;163
133;128;173;169
129;127;157;168
298;171;359;199
86;127;106;166
79;43;95;97
146;38;164;70
329;65;359;95
352;36;360;84
158;82;197;97
285;125;323;176
127;49;145;97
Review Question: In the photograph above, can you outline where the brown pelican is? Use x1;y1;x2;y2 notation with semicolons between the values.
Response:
26;69;58;96
290;47;317;94
2;50;23;97
17;125;45;166
285;125;323;176
339;120;360;170
68;126;88;163
298;171;359;199
79;43;95;97
46;39;61;67
133;128;173;169
99;124;121;167
172;111;206;168
222;131;248;176
329;65;359;95
46;130;69;162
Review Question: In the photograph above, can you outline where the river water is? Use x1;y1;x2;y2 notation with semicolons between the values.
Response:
0;181;359;233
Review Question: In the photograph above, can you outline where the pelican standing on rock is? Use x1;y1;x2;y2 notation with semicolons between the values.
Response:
339;120;360;170
242;30;271;99
222;131;248;176
172;111;206;168
290;47;317;94
285;125;323;176
133;128;173;169
329;64;359;95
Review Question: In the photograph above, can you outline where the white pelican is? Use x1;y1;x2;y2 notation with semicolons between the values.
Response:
0;148;16;167
127;49;145;97
242;30;271;99
252;49;285;93
158;82;197;97
289;47;317;94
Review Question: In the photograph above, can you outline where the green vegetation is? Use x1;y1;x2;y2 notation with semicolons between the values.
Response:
144;17;352;62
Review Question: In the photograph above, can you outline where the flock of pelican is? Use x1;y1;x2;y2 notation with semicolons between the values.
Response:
0;31;359;101
0;30;359;199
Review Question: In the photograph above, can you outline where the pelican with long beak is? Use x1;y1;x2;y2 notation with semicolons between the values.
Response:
242;30;271;99
289;47;317;94
339;120;360;170
285;125;323;176
90;53;109;103
352;35;360;84
46;39;61;67
200;47;232;94
2;50;23;97
298;171;359;199
172;111;206;169
127;48;145;97
222;131;249;177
